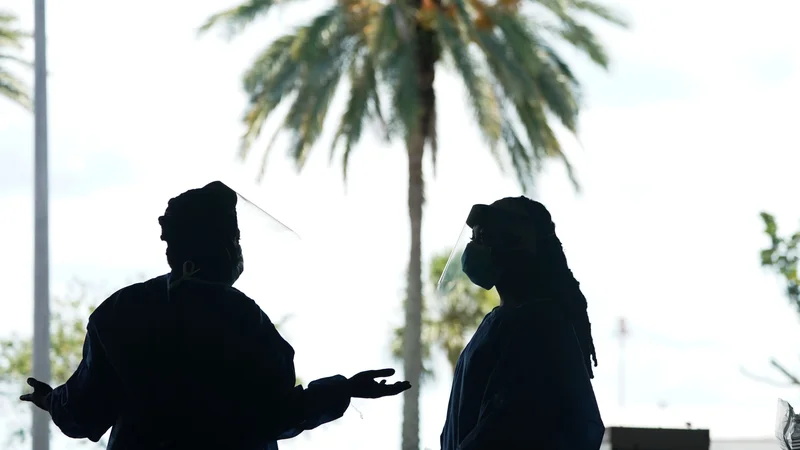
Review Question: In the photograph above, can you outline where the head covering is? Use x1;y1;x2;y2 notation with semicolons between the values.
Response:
158;181;239;244
489;196;555;236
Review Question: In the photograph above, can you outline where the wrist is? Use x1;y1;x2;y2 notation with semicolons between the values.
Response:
43;392;52;412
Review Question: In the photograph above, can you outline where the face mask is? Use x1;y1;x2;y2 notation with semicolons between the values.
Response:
227;242;244;285
461;242;503;290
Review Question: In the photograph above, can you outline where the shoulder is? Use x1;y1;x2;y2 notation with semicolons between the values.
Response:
88;275;169;327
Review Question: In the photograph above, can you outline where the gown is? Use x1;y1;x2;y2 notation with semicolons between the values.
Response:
440;299;604;450
47;274;350;450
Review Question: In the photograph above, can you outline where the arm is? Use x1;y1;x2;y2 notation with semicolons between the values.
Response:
48;320;121;442
274;375;351;440
248;309;351;441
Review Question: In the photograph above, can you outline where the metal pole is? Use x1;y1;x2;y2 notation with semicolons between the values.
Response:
616;317;628;409
32;0;51;447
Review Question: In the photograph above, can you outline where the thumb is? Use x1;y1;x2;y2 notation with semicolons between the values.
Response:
27;378;48;390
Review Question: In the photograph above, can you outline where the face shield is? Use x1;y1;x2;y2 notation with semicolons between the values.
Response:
436;203;536;295
232;189;301;291
159;177;302;294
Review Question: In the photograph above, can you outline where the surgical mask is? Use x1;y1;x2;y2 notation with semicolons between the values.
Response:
226;243;244;285
461;242;503;290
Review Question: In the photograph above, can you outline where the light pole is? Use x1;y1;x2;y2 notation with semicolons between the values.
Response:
615;317;628;409
32;0;51;448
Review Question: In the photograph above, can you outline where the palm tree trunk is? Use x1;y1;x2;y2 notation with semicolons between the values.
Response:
402;27;437;450
402;130;425;450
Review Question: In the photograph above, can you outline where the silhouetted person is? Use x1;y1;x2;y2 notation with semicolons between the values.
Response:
439;197;603;450
21;181;411;450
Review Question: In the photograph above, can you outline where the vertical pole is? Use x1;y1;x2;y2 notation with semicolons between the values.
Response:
32;0;51;448
616;317;628;409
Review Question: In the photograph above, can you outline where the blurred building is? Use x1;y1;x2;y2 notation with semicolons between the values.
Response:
600;427;776;450
601;426;710;450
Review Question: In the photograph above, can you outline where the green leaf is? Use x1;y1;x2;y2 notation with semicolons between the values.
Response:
436;12;501;149
331;48;380;179
198;0;280;39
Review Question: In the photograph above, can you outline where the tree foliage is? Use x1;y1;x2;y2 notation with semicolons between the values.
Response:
0;10;31;110
754;212;800;386
391;249;499;379
0;282;100;448
199;0;627;187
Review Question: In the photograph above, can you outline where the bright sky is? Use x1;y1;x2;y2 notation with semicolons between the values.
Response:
1;0;799;449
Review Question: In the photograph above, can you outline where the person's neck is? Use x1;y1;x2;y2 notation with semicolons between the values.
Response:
170;268;232;286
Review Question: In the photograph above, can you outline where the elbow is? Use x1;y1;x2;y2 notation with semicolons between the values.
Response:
54;422;91;440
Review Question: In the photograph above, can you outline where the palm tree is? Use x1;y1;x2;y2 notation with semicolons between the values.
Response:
0;10;30;109
199;1;626;447
391;249;499;376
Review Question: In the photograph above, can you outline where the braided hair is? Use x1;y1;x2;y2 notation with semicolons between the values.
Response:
493;196;598;378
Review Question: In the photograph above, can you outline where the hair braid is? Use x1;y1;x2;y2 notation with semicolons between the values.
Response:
515;198;598;378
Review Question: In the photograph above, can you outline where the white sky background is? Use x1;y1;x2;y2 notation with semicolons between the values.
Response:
0;0;799;448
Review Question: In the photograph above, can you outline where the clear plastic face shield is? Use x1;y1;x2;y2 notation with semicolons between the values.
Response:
436;224;476;297
232;189;301;290
162;179;302;294
436;203;537;296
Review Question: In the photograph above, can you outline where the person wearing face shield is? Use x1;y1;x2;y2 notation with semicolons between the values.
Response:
20;181;411;450
438;196;603;450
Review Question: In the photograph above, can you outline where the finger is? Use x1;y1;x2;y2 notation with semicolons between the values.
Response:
20;394;32;402
361;368;395;379
27;378;46;389
381;382;412;396
380;380;387;385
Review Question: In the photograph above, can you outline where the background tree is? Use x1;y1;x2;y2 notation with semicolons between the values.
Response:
749;212;800;386
0;281;103;448
0;9;31;109
391;249;499;378
199;1;626;447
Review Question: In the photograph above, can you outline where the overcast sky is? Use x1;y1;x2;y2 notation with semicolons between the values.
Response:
1;0;799;448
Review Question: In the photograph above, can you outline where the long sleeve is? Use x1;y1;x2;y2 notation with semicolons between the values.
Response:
48;320;121;442
246;310;351;443
274;375;351;440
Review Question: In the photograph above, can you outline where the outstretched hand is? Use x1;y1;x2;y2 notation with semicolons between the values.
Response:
20;377;53;412
347;368;411;399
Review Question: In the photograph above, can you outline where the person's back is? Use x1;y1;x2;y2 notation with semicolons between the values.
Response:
91;275;295;449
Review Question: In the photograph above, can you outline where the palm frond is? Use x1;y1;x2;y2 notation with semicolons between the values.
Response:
280;7;358;170
471;26;536;103
0;11;29;48
0;69;30;110
0;53;32;68
572;0;629;28
198;0;281;39
500;120;537;190
557;16;611;68
436;11;501;151
331;46;380;179
516;99;579;189
240;35;300;159
375;3;420;141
